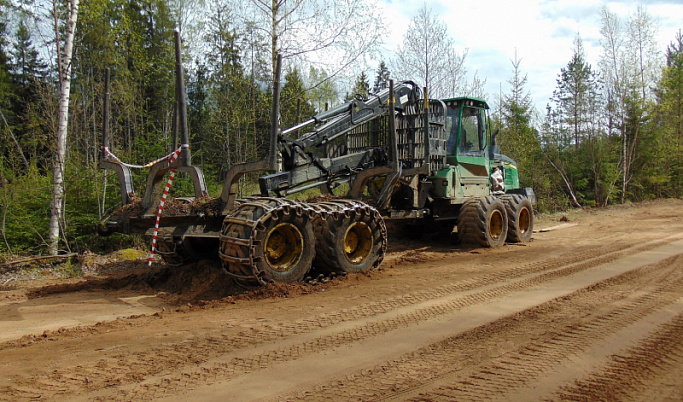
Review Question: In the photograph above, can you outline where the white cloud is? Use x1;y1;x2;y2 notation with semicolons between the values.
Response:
378;0;683;113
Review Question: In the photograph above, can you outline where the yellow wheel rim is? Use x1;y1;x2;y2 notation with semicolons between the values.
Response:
265;223;304;272
490;210;504;240
344;222;373;264
518;207;531;235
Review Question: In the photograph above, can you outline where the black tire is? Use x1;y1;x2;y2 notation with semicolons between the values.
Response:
220;198;315;283
502;195;534;243
457;196;508;248
312;201;387;274
155;237;184;266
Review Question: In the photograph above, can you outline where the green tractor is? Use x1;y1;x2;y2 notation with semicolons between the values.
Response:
425;96;535;247
99;40;535;284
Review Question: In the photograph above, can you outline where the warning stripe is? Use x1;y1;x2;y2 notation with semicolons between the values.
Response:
147;148;182;266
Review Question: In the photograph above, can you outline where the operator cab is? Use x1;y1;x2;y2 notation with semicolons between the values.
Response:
444;97;489;158
427;97;495;202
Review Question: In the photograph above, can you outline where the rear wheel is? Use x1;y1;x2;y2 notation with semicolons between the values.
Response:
502;195;534;243
155;237;184;266
220;198;315;284
312;201;387;274
457;196;508;248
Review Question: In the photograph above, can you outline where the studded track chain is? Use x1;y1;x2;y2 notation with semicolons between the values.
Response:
309;200;387;274
219;197;387;284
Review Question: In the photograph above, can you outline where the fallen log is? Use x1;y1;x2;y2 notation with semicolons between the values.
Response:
1;253;78;267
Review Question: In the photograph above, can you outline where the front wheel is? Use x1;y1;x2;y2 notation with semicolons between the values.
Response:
457;196;508;248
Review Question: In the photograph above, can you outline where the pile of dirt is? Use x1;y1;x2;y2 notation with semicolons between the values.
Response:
23;260;240;304
399;249;431;263
188;196;224;217
148;260;242;303
108;197;143;221
160;199;192;216
19;258;349;306
305;194;343;203
107;196;225;220
25;268;157;299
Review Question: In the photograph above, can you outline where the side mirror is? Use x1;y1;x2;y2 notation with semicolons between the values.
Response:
491;128;499;146
489;129;500;158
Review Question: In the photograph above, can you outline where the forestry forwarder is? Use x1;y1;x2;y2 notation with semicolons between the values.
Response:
97;33;536;285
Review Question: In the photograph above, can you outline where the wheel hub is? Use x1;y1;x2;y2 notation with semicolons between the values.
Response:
344;222;373;264
490;210;504;240
265;223;304;272
518;207;531;234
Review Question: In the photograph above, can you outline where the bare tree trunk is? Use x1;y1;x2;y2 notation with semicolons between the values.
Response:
546;156;583;209
48;0;80;256
0;110;29;170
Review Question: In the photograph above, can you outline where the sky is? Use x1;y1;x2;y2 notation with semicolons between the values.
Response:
376;0;683;115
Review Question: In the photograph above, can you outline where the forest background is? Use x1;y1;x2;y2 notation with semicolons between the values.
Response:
0;0;680;257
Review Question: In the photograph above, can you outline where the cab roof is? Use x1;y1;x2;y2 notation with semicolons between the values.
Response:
438;97;489;109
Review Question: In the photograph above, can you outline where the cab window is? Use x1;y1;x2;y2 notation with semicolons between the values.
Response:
459;107;484;155
445;105;460;155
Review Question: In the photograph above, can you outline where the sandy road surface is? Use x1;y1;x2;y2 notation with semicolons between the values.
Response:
0;200;682;401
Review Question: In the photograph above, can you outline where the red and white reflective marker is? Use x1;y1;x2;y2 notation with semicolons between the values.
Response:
148;148;181;266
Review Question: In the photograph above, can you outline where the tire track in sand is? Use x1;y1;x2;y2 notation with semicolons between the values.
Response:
2;236;680;401
107;240;683;401
553;314;683;402
276;254;683;401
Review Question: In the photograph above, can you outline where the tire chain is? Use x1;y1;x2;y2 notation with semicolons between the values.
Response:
219;197;310;283
220;197;387;283
309;199;387;274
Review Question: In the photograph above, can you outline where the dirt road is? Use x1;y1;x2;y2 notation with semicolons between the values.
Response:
1;200;682;401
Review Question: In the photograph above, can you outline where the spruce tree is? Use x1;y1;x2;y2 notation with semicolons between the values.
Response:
544;35;607;207
0;4;13;116
372;60;390;93
10;19;48;167
281;68;315;129
346;71;370;100
498;52;541;193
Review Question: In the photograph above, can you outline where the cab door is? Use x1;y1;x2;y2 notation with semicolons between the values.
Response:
453;105;489;197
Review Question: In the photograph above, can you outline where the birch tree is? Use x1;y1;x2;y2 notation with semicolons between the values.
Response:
392;4;468;98
599;5;660;203
48;0;79;255
244;0;383;86
308;66;337;111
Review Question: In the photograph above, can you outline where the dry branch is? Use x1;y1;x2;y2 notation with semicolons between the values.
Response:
2;253;78;267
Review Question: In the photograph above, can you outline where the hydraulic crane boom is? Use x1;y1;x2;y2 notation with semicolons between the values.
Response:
260;81;421;197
